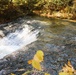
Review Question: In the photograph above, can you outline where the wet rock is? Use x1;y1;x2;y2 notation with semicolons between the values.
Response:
0;70;6;75
57;57;64;62
0;30;4;38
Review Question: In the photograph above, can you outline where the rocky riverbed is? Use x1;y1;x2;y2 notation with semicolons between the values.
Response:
0;16;76;75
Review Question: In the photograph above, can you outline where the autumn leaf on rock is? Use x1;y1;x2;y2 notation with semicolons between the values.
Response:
35;50;44;62
32;60;42;70
33;50;44;63
44;73;50;75
59;72;69;75
28;59;32;64
59;61;75;75
28;50;44;70
62;61;74;73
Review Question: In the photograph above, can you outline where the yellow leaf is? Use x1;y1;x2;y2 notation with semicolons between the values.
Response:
32;60;42;70
28;59;32;64
59;61;75;75
59;72;68;75
36;50;44;57
69;72;74;75
33;50;44;62
44;73;50;75
67;61;74;72
33;54;40;62
10;73;16;75
68;60;71;66
28;50;44;70
62;61;74;73
59;72;73;75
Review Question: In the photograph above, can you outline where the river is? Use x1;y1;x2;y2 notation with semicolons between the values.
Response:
0;16;76;75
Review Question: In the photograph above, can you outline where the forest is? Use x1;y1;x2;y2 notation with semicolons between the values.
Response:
0;0;76;23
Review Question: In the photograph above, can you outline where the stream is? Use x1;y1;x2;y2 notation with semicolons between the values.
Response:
0;16;76;75
0;23;39;59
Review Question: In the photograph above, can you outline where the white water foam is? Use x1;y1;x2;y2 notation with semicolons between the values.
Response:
0;24;39;59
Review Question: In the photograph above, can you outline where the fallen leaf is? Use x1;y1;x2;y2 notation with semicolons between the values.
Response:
62;61;74;73
44;73;50;75
59;72;73;75
32;60;42;70
33;50;44;62
59;72;69;75
28;59;32;64
28;50;44;70
59;61;75;75
36;50;44;57
10;73;16;75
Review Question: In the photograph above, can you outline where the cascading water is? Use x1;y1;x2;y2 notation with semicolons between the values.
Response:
0;24;39;59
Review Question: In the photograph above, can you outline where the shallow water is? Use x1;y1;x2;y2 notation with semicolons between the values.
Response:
0;16;76;75
0;16;76;59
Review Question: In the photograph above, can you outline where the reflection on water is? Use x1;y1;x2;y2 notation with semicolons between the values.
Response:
0;24;39;59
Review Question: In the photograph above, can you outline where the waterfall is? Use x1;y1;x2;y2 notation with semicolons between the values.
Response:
0;24;39;59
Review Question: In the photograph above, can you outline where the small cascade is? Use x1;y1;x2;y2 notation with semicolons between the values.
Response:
0;24;39;59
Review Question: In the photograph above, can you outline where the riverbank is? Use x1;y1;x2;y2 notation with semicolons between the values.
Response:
0;12;76;24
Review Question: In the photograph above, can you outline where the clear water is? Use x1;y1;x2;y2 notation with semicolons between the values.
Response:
0;24;39;59
0;17;76;75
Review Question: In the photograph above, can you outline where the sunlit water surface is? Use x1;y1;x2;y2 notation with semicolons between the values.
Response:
0;24;39;59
